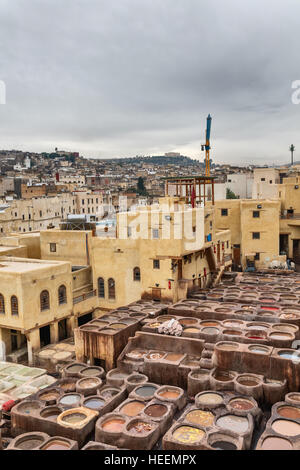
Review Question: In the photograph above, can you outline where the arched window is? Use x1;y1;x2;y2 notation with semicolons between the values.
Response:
133;267;141;282
40;290;50;311
98;277;105;298
11;296;18;316
108;278;115;299
0;294;5;314
58;285;67;305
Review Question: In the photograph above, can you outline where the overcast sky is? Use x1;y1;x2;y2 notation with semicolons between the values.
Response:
0;0;300;164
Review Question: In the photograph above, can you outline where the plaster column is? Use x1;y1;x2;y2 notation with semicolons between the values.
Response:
26;329;40;366
50;322;59;344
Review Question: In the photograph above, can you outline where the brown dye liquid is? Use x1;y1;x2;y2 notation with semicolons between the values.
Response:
120;401;145;416
229;399;254;411
128;421;154;435
61;383;76;392
159;389;180;399
165;353;183;362
238;379;259;387
184;328;200;333
201;321;219;327
39;391;59;401
277;406;300;420
81;368;101;377
102;418;125;432
42;440;70;450
145;404;167;418
271;419;300;436
261;437;293;450
214;372;233;382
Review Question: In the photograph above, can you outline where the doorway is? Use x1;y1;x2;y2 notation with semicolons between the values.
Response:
78;312;93;326
39;325;50;348
58;319;67;341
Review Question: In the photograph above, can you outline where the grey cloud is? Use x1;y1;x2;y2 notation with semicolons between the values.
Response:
0;0;299;164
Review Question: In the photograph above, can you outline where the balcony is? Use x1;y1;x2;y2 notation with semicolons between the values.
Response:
73;289;96;305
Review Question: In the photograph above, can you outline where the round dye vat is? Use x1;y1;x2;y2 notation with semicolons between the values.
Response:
92;321;109;328
201;327;219;335
271;419;300;436
62;412;86;424
229;398;255;411
278;351;299;360
217;342;239;351
261;306;278;311
216;415;249;434
15;436;45;450
128;421;154;435
101;389;119;399
248;345;270;354
127;374;146;384
237;376;260;387
18;401;42;414
102;418;125;432
144;404;168;418
110;371;129;379
120;401;145;417
211;441;237;450
165;353;184;362
126;350;146;359
184;327;200;334
222;329;242;336
66;364;84;373
179;319;198;326
223;321;243;328
269;332;293;340
197;393;223;406
135;385;157;398
213;371;234;382
80;367;103;377
246;324;268;331
59;394;81;406
158;389;180;400
287;393;300;403
200;321;220;327
280;313;300;320
145;352;165;361
148;322;161;328
246;333;265;340
273;325;298;333
277;406;300;420
40;407;61;421
84;398;105;410
39;390;60;402
173;426;205;444
261;437;293;450
60;382;76;392
186;410;214;427
41;440;70;450
77;378;100;389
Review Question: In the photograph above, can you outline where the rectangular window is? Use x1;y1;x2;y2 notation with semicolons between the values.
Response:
152;229;159;239
221;209;228;216
252;232;260;239
50;243;56;252
153;259;160;269
253;211;260;218
261;178;265;181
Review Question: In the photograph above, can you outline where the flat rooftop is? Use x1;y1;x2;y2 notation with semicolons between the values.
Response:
0;257;70;274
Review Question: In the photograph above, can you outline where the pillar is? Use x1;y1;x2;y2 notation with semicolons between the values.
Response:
66;316;75;337
26;329;40;366
50;322;59;344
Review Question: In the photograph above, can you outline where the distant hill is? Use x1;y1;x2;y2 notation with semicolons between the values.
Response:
102;155;203;167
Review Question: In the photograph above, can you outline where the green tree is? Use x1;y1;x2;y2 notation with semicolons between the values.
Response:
226;188;239;199
137;177;147;195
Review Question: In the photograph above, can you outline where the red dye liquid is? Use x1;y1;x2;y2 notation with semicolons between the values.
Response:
248;336;263;340
260;306;278;311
